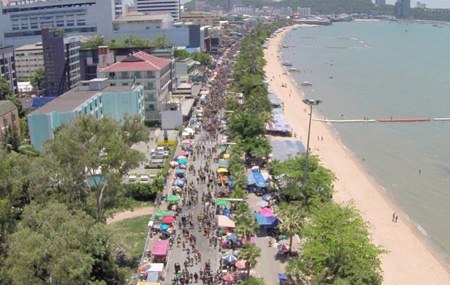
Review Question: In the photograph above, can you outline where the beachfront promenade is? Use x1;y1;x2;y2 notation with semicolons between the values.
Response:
267;26;450;284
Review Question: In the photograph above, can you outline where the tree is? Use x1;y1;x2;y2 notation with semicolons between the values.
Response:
3;202;120;284
235;213;259;239
81;35;106;49
191;52;212;66
0;78;13;100
238;243;261;277
241;276;266;285
174;49;191;59
288;202;385;285
277;202;305;254
30;67;45;94
151;35;171;49
120;115;149;147
42;115;145;221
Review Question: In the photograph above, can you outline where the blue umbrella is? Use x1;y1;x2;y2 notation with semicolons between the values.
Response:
160;223;170;231
226;233;237;241
222;252;238;263
223;209;231;217
178;158;188;165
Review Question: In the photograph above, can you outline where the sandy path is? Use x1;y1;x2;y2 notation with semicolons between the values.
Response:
106;206;154;225
265;26;450;284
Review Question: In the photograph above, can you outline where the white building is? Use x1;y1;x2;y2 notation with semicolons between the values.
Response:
298;7;311;17
135;0;181;22
0;0;114;47
14;42;44;80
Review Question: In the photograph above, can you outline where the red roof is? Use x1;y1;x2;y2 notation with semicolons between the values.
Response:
100;51;171;73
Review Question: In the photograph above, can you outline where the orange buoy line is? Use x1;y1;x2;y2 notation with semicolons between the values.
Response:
377;117;431;123
313;117;450;123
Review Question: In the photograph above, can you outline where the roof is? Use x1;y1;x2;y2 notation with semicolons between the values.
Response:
100;51;171;73
31;86;134;115
0;100;17;116
15;42;43;51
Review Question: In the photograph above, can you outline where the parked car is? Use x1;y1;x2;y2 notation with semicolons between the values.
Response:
151;147;170;158
145;159;165;169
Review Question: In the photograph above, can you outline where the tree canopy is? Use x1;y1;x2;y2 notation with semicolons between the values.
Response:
81;35;171;49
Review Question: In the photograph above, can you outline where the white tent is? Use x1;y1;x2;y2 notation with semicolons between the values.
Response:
217;215;235;228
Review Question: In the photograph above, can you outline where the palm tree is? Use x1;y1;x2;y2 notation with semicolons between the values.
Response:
277;202;305;254
241;276;265;285
238;243;261;277
235;214;259;239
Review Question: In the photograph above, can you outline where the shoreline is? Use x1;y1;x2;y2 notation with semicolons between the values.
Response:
264;25;450;284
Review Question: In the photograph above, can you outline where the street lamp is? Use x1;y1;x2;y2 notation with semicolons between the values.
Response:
302;98;322;184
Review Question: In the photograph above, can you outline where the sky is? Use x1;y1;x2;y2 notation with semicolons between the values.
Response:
386;0;450;8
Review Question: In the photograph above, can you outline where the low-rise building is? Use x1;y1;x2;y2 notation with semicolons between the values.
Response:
0;100;19;143
27;78;144;151
98;51;172;124
175;57;200;83
180;12;221;27
14;42;44;80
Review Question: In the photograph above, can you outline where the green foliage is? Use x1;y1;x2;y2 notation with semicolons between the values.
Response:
42;115;145;221
30;67;45;92
238;243;262;276
241;276;266;285
287;202;385;285
191;51;212;66
277;202;305;253
270;154;335;210
3;202;122;285
125;176;163;201
174;49;191;59
81;35;106;49
82;35;172;49
0;78;13;100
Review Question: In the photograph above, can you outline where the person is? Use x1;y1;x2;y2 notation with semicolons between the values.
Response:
194;272;198;283
392;212;396;222
395;214;399;223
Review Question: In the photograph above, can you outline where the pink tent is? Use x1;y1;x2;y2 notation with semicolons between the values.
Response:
152;239;170;257
260;207;275;217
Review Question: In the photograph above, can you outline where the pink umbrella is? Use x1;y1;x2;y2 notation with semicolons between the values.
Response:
222;272;235;281
162;216;176;224
178;150;187;157
235;260;246;270
260;207;275;217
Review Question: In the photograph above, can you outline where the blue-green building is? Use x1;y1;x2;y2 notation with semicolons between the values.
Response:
28;78;144;151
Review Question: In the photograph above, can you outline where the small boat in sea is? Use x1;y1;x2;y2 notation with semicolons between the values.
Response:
301;81;313;86
288;67;300;72
281;45;289;48
282;62;293;67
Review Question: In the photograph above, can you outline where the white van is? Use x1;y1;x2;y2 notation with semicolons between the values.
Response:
145;159;165;169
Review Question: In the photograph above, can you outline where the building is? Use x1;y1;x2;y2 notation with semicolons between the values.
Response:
416;2;426;8
114;0;124;18
0;0;114;48
14;43;44;80
27;78;144;151
42;28;81;97
180;12;221;26
175;57;200;83
297;7;311;17
375;0;386;5
394;0;410;18
0;100;19;143
98;51;171;124
0;46;18;95
135;0;181;22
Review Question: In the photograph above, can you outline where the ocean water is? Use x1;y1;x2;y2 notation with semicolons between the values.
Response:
282;21;450;266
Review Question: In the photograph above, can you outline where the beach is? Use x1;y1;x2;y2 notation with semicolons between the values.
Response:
265;25;450;284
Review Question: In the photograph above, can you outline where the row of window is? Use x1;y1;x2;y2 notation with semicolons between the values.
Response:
11;14;87;31
108;71;155;80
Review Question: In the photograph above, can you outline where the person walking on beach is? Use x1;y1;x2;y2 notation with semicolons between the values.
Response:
392;212;396;222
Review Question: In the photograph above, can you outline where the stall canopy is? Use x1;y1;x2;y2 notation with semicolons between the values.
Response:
218;159;230;169
152;239;170;256
175;168;186;175
270;139;306;162
254;213;278;227
148;263;164;272
217;215;236;228
248;171;266;188
146;271;159;282
260;207;275;217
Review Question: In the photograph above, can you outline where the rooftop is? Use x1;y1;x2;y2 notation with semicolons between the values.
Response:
113;12;173;23
31;86;135;115
100;51;171;73
15;42;43;51
0;100;17;116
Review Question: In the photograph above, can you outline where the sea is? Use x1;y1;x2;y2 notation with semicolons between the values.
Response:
281;20;450;267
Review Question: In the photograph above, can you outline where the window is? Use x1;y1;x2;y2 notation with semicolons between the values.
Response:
121;72;129;79
147;82;155;89
146;71;155;78
146;93;155;101
122;82;128;86
11;113;16;122
134;71;141;79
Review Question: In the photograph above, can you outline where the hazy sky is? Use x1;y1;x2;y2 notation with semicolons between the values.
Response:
386;0;450;8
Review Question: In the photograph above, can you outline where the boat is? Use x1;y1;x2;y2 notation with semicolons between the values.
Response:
281;45;289;48
282;62;293;67
301;81;313;86
288;67;300;72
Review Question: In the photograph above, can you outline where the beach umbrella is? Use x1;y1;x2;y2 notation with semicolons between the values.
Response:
173;178;185;187
177;155;187;160
169;161;179;167
155;210;169;217
262;194;272;201
216;199;230;207
184;127;195;134
223;209;231;217
162;216;175;224
235;260;246;270
167;195;180;203
222;273;235;282
226;233;237;241
160;223;170;231
178;157;188;165
178;150;187;157
256;200;269;208
222;253;238;263
260;207;275;217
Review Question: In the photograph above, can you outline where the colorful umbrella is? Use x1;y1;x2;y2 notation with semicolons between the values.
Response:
167;195;180;203
155;210;169;217
160;223;170;231
216;199;230;207
260;207;275;217
178;151;187;157
235;260;246;270
222;252;238;263
162;216;175;224
178;158;188;165
222;272;235;281
226;233;237;241
262;194;272;201
256;200;269;208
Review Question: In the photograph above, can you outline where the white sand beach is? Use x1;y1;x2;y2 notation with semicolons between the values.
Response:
264;26;450;284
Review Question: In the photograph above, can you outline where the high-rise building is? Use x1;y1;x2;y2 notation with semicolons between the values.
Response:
416;2;426;8
42;28;81;97
135;0;181;22
375;0;386;5
394;0;410;18
114;0;124;18
0;0;114;48
0;46;18;95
